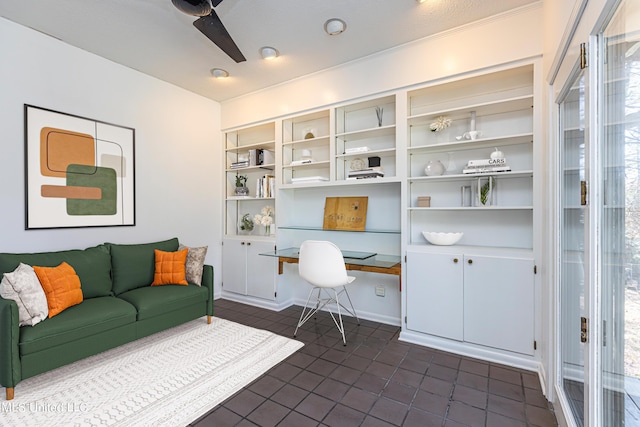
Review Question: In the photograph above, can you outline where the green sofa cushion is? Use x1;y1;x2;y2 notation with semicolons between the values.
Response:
117;284;208;321
19;297;136;355
0;245;112;299
108;238;179;295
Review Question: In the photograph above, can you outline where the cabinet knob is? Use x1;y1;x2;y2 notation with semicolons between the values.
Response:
247;242;251;246
468;259;473;264
241;241;245;245
453;258;459;263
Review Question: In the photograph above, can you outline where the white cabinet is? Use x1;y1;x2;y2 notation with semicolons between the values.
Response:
222;239;277;301
463;253;534;355
406;251;463;340
406;247;535;356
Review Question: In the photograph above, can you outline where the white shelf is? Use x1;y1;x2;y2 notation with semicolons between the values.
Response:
335;124;396;141
408;133;533;152
226;196;275;201
336;147;396;159
283;135;330;146
225;140;276;153
408;206;533;211
408;95;533;125
408;170;533;182
282;160;330;169
226;164;275;173
280;176;401;189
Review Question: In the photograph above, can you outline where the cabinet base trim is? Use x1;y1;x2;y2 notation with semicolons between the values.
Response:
219;292;292;312
399;330;541;373
292;296;401;327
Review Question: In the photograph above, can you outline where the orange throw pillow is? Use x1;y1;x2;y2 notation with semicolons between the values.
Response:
33;262;83;317
151;249;189;286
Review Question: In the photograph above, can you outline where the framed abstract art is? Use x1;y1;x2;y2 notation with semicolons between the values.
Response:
24;105;136;229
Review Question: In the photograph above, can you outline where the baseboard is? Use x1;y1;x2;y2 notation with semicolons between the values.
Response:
398;330;541;373
290;296;402;327
218;291;293;312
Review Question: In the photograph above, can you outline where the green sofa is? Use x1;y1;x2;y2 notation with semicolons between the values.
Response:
0;237;214;400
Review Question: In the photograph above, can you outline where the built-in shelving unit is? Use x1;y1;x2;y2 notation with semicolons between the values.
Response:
224;122;277;237
406;65;535;249
281;110;331;185
221;60;541;369
335;95;397;182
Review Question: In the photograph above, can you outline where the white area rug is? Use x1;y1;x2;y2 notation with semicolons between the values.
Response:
1;317;303;426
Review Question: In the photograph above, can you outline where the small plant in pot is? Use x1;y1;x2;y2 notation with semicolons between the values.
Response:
238;213;254;234
235;174;249;196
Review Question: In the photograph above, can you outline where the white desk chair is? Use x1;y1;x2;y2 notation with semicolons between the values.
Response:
294;240;360;345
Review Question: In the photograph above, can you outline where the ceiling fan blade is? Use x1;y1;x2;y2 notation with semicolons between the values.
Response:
193;10;246;63
171;0;211;17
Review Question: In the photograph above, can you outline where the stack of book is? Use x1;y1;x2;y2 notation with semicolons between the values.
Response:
348;167;385;179
462;158;511;174
256;175;275;198
230;160;249;169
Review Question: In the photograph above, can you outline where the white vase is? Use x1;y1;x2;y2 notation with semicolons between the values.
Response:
424;160;445;176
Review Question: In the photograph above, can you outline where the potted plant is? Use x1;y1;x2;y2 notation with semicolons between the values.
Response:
238;213;254;234
234;174;249;196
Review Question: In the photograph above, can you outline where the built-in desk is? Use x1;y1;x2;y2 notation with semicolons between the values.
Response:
260;247;402;290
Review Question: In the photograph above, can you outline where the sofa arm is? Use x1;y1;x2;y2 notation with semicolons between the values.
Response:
202;264;214;316
0;296;21;391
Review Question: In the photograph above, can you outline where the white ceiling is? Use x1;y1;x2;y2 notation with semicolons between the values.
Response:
0;0;538;102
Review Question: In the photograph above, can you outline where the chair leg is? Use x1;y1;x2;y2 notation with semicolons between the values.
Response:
341;286;360;325
295;287;319;337
207;315;211;324
333;288;347;346
6;387;14;400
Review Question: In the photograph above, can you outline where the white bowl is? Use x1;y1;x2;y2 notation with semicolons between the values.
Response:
422;232;463;246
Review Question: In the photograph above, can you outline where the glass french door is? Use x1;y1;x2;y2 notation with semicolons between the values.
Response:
559;64;589;427
558;0;640;425
599;1;640;425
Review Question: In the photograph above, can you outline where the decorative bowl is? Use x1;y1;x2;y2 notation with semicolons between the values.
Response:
422;231;463;246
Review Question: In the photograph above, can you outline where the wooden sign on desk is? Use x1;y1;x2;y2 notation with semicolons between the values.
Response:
323;197;368;231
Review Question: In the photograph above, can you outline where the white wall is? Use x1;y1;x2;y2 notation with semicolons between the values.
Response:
221;3;543;129
0;17;223;293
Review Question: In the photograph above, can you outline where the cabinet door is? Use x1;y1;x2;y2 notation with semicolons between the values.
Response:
406;250;463;341
246;241;277;301
463;255;534;355
222;240;248;295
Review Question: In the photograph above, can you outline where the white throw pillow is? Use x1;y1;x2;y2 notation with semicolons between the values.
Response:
178;244;208;286
0;263;49;326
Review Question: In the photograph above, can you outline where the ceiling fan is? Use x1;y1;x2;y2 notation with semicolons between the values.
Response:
172;0;246;63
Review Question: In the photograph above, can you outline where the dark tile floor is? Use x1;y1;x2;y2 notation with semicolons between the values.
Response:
190;299;558;427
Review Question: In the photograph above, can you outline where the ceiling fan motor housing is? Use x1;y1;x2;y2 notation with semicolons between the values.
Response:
172;0;212;17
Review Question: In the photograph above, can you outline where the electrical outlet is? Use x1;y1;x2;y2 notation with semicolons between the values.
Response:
375;285;385;297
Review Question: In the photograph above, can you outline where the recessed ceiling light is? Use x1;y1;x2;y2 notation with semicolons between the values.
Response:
210;68;229;79
324;18;347;36
416;0;427;3
260;46;279;60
